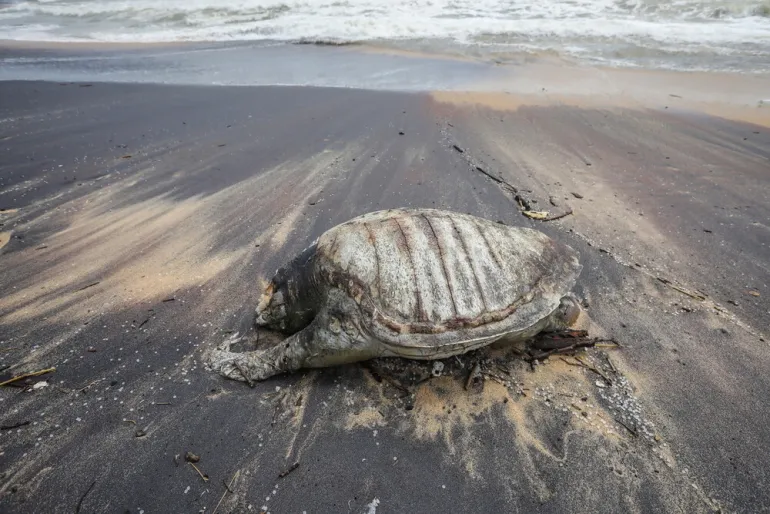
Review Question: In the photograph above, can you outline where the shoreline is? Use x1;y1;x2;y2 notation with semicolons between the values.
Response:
2;39;767;127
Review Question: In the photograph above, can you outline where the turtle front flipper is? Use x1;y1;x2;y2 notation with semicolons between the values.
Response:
210;302;383;383
208;328;315;384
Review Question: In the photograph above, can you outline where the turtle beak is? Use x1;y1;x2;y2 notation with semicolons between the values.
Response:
255;283;274;327
255;312;267;326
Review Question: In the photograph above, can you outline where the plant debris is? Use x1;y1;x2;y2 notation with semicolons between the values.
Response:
0;367;56;387
278;461;300;478
523;208;574;222
522;210;550;220
189;462;209;482
212;470;240;514
1;421;30;430
75;281;100;292
465;363;483;391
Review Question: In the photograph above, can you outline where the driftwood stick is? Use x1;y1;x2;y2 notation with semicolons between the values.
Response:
0;367;56;387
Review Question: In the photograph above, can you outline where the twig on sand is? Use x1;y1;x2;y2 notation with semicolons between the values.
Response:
0;367;56;387
189;462;209;482
78;378;102;394
1;421;30;430
75;480;96;513
481;370;509;386
522;210;550;220
523;208;574;222
595;339;622;348
465;363;482;391
75;281;100;292
543;208;574;221
0;347;19;353
562;355;612;385
278;461;300;478
616;418;638;437
212;470;240;514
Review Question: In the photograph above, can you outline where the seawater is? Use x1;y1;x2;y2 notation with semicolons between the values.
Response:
0;0;769;71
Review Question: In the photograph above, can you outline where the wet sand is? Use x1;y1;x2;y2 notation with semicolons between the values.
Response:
0;64;769;513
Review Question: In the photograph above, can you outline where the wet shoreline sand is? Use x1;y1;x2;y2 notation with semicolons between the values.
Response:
0;47;769;512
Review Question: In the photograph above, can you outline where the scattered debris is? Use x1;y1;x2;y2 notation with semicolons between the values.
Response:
616;418;638;437
542;208;574;222
0;367;56;387
669;94;682;98
32;381;48;390
747;290;760;297
1;421;30;430
523;208;574;221
121;155;131;159
278;461;300;478
571;355;612;385
656;277;707;301
135;429;147;438
465;363;483;391
431;361;444;377
185;452;201;463
398;131;405;135
162;297;176;303
452;144;464;153
571;192;584;199
78;379;102;393
522;210;550;220
549;195;559;207
189;462;209;482
527;331;620;362
75;281;100;292
212;470;240;514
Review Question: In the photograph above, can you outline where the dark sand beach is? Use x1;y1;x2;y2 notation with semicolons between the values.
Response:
1;44;770;513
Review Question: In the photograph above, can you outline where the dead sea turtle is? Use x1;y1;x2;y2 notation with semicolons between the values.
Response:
208;208;582;383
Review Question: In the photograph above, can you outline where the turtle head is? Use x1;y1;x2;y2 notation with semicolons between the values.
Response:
255;280;286;330
547;295;582;330
255;254;319;334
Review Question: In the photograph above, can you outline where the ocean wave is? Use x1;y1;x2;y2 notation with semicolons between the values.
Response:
0;0;768;71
